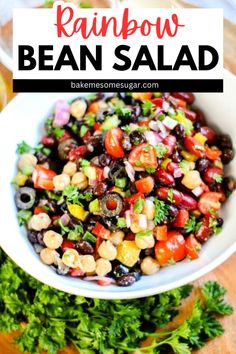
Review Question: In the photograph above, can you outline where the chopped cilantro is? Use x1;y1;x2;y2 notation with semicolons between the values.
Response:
213;173;223;183
57;219;70;235
17;210;32;226
184;216;202;233
158;113;166;121
145;166;156;174
115;106;132;118
134;197;145;214
79;158;90;167
142;100;154;116
16;141;32;154
155;143;168;158
68;224;84;241
153;198;169;224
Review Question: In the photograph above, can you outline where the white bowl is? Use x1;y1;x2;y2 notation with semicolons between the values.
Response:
0;70;236;299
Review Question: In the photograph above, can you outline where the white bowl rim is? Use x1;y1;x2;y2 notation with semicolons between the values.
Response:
0;69;236;299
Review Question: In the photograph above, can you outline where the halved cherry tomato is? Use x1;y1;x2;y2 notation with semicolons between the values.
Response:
151;98;164;107
126;192;145;204
156;187;183;205
34;207;44;215
93;122;102;131
205;146;222;160
61;239;75;252
155;231;186;266
184;136;205;158
128;143;157;169
32;165;56;190
58;130;71;143
203;167;223;184
105;128;124;158
135;176;154;194
185;234;201;260
92;222;110;239
153;225;168;241
68;145;87;162
198;192;222;215
173;209;189;228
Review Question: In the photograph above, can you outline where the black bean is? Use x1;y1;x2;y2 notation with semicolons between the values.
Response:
221;149;234;164
172;150;181;163
59;201;68;213
27;231;38;244
122;134;132;151
98;153;112;167
113;264;129;278
76;240;94;254
130;270;141;281
37;232;45;246
35;151;48;164
194;121;202;131
130;131;145;146
223;176;236;193
195;158;211;173
94;182;108;197
131;106;141;123
217;134;233;149
143;248;155;257
217;218;224;227
116;274;136;286
208;183;222;192
168;205;179;219
86;135;104;153
173;124;186;141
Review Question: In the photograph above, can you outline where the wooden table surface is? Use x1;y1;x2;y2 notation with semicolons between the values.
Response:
1;18;236;350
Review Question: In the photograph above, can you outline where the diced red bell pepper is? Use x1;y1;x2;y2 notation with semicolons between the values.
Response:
135;176;154;194
185;234;201;260
151;98;164;107
126;192;145;204
173;209;189;228
34;207;44;215
68;145;87;162
153;225;168;241
61;239;76;252
92;222;110;239
58;130;71;143
93;122;102;131
32;165;57;190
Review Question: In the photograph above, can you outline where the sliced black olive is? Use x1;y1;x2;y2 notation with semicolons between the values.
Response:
113;264;129;278
101;193;123;217
15;187;36;210
108;160;125;182
58;138;78;160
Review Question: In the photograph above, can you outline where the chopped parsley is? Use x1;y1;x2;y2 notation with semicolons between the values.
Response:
134;197;145;214
153;198;169;225
213;173;223;183
45;118;65;139
142;100;155;116
145;166;156;174
16;141;32;154
184;216;202;233
115;106;132;118
68;224;84;241
79;158;90;167
17;210;32;226
155;143;168;158
57;219;70;235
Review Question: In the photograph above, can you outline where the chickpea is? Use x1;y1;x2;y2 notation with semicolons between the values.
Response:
43;230;63;250
98;240;117;261
95;258;112;276
147;220;155;231
130;214;147;233
142;200;155;220
40;248;58;265
135;234;155;249
63;162;77;176
62;249;79;268
70;99;87;120
71;172;88;190
28;213;51;231
110;231;125;246
141;256;160;275
18;153;37;172
53;173;70;191
79;255;96;273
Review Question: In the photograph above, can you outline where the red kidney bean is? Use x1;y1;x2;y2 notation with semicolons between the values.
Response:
180;108;197;121
200;126;217;144
162;135;176;156
156;187;183;205
180;193;198;210
203;167;223;184
167;162;179;174
195;109;206;125
41;135;56;147
171;92;195;104
155;168;175;186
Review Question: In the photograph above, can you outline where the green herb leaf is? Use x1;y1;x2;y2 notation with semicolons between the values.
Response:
17;210;32;226
153;198;169;225
16;141;32;154
212;173;223;183
142;100;155;116
155;143;168;158
184;216;202;233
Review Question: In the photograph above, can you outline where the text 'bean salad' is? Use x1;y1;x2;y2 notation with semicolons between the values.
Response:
14;92;235;287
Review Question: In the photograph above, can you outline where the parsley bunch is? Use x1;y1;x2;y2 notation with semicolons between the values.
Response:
0;249;233;354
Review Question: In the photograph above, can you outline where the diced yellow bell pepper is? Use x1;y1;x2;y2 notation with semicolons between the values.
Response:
194;133;207;145
116;241;140;267
181;150;198;162
192;210;201;217
13;172;28;186
68;204;89;221
111;187;125;198
161;158;171;169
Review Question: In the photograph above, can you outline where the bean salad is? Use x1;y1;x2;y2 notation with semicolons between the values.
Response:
14;92;236;287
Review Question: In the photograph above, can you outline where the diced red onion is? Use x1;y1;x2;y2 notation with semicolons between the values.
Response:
162;116;178;130
53;99;70;127
148;120;159;132
124;161;135;182
192;186;204;197
89;179;97;186
173;168;183;178
60;213;70;226
84;276;116;284
162;101;170;112
156;121;168;138
144;131;162;146
125;210;131;228
103;166;110;179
